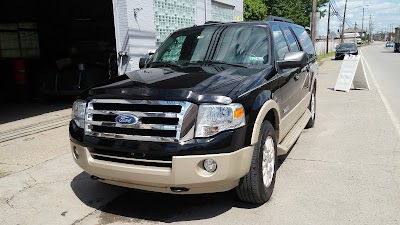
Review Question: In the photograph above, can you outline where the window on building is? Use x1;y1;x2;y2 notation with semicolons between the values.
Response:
0;23;40;58
271;26;289;60
154;0;195;46
211;1;234;22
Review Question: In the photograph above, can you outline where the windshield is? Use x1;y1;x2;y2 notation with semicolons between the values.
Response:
150;25;270;67
338;43;357;50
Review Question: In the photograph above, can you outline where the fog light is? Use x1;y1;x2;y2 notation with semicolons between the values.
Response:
203;159;217;173
73;146;79;159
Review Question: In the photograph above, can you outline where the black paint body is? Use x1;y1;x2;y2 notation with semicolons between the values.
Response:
70;21;317;156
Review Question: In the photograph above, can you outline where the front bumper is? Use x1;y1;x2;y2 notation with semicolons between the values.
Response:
71;142;253;194
69;120;254;194
335;51;358;59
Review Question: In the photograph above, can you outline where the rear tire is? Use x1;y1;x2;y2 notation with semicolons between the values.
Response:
235;121;277;204
306;86;316;128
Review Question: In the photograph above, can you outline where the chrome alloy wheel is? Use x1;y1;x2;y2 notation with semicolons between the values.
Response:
262;136;275;188
310;91;316;120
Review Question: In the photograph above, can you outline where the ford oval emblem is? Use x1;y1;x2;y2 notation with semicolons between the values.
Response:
115;114;138;125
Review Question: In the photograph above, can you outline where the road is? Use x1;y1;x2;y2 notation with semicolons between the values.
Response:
1;42;400;225
361;43;400;135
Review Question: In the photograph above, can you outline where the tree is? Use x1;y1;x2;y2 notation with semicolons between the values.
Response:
243;0;268;21
267;0;329;27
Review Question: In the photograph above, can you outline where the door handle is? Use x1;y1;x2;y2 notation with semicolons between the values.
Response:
294;73;300;81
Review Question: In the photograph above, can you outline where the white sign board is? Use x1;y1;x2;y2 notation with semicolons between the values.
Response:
334;55;370;92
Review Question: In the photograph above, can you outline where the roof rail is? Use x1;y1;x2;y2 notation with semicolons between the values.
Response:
266;16;294;24
204;21;224;25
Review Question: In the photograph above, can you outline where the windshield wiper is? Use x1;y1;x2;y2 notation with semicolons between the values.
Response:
184;60;249;68
148;61;181;68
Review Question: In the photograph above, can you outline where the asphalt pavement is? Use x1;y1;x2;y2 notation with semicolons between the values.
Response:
1;42;399;225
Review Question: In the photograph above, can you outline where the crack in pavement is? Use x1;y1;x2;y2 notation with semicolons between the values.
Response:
285;157;391;168
0;162;33;167
0;153;70;179
5;197;14;208
3;175;90;209
4;173;37;209
71;209;100;225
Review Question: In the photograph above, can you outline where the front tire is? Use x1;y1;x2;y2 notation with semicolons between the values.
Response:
235;121;277;204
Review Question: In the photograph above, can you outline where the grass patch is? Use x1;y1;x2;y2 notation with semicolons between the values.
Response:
317;51;335;62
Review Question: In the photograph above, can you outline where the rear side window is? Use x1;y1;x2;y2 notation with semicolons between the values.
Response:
271;26;289;60
292;27;316;60
282;26;300;52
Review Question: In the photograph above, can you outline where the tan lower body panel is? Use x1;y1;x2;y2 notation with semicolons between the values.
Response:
71;142;254;194
100;179;239;195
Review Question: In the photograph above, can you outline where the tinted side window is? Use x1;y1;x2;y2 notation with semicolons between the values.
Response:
292;27;316;59
272;26;289;60
282;26;300;52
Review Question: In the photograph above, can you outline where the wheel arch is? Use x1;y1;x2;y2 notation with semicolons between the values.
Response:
250;100;281;145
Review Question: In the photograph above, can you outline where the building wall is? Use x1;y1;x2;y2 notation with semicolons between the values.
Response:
113;0;243;73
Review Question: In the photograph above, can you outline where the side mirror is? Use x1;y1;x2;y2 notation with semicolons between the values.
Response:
276;51;308;69
139;58;147;69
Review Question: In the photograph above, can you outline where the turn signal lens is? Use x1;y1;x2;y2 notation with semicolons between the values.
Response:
234;107;244;119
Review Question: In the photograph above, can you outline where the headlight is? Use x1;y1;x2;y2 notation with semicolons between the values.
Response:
71;100;87;128
195;103;245;138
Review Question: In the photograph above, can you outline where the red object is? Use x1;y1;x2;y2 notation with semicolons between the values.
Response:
14;59;28;86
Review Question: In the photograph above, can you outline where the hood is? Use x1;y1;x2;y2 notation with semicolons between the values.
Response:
82;65;271;104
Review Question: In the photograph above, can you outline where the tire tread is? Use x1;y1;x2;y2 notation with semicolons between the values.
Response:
236;121;276;204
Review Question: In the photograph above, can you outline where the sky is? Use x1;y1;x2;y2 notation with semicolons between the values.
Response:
316;0;400;36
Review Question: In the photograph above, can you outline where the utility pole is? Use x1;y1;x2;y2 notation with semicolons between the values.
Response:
341;0;348;43
354;22;357;43
326;2;331;54
361;7;365;37
311;0;317;46
369;15;372;42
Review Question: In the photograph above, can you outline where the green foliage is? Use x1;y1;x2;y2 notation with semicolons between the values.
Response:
361;35;370;41
266;0;329;27
243;0;268;21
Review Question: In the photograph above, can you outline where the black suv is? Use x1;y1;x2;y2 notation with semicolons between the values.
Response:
70;16;318;204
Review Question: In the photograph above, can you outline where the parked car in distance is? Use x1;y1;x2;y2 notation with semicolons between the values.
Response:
386;41;394;47
335;43;358;60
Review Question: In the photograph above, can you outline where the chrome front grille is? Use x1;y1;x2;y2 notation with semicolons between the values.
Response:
89;148;173;167
85;99;197;142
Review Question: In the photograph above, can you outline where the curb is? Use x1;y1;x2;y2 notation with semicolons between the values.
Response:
318;55;335;67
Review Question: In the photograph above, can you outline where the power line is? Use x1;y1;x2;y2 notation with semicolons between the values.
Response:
329;0;354;30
